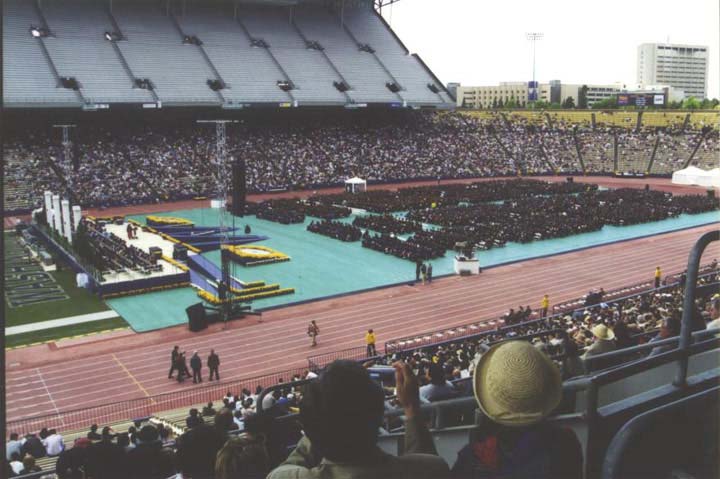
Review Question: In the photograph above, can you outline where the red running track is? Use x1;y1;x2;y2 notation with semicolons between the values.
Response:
5;222;720;427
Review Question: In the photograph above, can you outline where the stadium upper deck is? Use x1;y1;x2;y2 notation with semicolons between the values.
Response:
2;0;453;109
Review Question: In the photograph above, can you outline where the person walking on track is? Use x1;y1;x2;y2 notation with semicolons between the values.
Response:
168;345;180;379
366;329;377;357
190;351;202;384
208;349;220;381
308;320;320;347
654;266;662;288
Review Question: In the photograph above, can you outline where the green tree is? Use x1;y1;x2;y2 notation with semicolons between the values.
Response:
562;96;576;109
682;97;701;109
578;85;589;109
497;98;504;108
534;100;550;109
592;97;618;109
492;98;498;109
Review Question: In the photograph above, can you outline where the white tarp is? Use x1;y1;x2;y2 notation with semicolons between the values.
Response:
672;166;716;187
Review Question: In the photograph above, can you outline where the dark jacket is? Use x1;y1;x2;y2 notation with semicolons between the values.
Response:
175;424;227;479
186;414;204;429
451;423;582;479
56;446;90;479
21;435;46;459
190;355;202;371
207;353;220;368
126;441;175;479
85;440;127;479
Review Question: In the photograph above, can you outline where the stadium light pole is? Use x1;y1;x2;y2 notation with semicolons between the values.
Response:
526;32;543;108
197;119;237;328
52;124;76;199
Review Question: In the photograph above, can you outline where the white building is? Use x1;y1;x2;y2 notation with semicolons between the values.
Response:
457;81;621;108
637;43;708;99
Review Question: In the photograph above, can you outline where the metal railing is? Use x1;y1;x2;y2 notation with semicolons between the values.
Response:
307;346;381;371
601;386;720;479
552;264;718;313
384;266;718;356
7;365;308;435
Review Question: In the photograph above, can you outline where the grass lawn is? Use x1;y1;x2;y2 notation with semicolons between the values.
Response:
3;231;127;349
5;317;129;349
4;264;112;327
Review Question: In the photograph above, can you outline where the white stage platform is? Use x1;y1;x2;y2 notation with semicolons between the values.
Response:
99;222;190;284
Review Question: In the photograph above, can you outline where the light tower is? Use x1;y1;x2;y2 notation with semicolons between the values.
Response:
52;124;76;196
526;32;543;107
197;119;237;327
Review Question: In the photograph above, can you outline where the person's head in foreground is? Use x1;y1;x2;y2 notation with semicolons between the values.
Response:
215;433;270;479
451;340;582;478
300;360;385;462
474;340;561;426
267;359;450;479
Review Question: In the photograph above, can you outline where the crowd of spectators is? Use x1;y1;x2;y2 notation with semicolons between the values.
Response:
7;267;718;478
5;111;717;212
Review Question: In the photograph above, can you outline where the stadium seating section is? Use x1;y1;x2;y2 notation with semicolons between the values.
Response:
2;0;450;108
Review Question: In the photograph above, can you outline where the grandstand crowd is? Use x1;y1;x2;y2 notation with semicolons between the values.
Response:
4;111;719;212
7;266;719;479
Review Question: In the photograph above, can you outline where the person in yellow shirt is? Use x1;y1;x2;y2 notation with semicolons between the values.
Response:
654;266;662;288
540;294;549;318
365;329;377;357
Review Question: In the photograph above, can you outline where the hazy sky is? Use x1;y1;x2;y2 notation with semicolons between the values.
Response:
380;0;719;99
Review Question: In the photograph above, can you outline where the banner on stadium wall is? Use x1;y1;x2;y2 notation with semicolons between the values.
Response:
528;81;539;101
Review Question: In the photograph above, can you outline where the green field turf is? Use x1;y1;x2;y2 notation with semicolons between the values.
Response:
4;232;127;347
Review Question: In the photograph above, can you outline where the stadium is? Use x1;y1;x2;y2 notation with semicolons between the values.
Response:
3;0;720;478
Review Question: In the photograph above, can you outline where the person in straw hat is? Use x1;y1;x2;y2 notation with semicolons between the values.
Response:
581;324;617;360
451;341;582;478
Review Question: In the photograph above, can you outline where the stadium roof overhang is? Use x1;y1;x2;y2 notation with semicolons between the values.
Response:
186;0;401;11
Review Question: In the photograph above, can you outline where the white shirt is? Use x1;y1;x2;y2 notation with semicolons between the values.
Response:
44;433;64;456
233;416;245;429
10;460;23;475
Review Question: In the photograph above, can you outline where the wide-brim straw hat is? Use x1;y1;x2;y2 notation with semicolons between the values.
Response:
592;324;615;341
473;341;562;427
